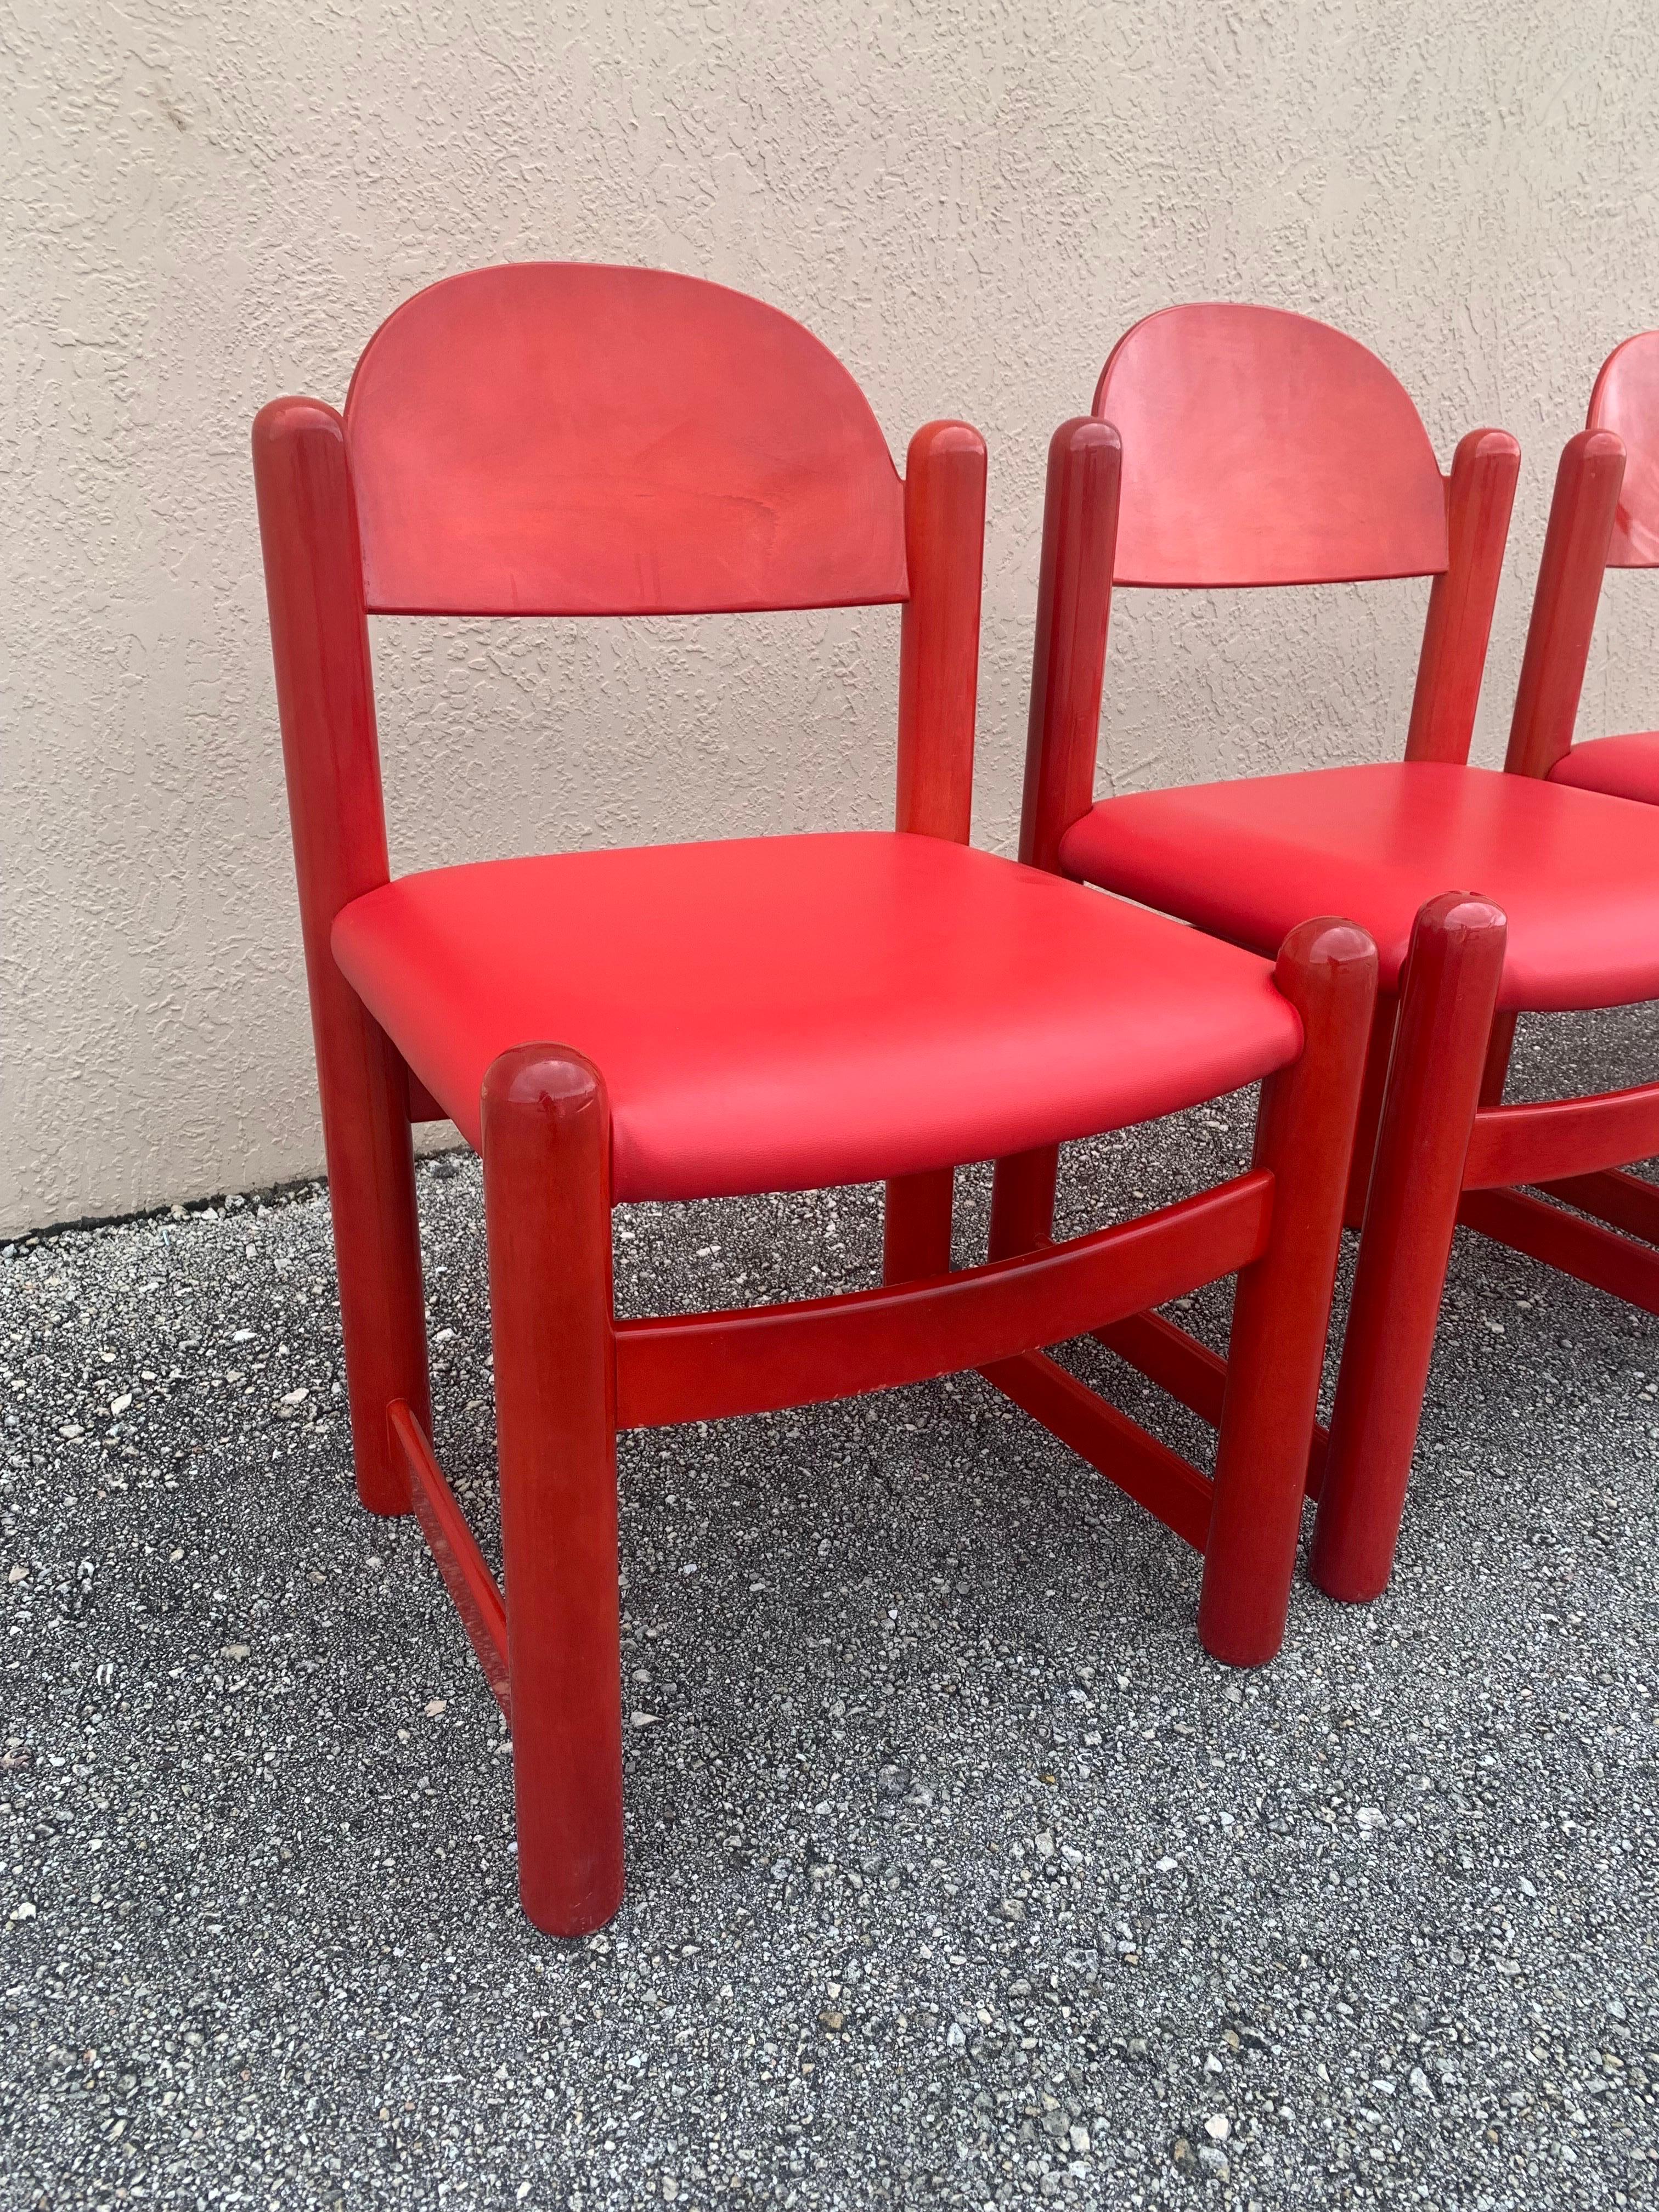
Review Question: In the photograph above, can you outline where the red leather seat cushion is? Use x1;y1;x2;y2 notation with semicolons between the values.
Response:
332;832;1300;1203
1059;762;1659;1013
1549;732;1659;807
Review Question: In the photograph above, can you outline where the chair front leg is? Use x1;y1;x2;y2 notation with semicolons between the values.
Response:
1200;918;1377;1666
482;1045;625;1938
1310;893;1507;1606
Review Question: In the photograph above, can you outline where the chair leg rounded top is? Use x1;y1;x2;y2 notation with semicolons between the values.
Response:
481;1043;606;1124
1411;888;1508;945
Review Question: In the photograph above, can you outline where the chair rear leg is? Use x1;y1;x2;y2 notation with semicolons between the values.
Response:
482;1045;625;1937
883;1169;956;1282
1342;996;1398;1228
1199;919;1377;1665
1480;1011;1517;1106
989;1143;1061;1261
1310;893;1508;1605
316;1006;430;1516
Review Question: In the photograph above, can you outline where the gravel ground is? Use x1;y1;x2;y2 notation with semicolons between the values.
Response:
2;1007;1657;2211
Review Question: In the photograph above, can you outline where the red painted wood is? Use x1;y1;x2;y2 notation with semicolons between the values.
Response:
482;1046;625;1938
389;1401;511;1717
345;263;908;617
882;420;986;1280
1510;346;1659;802
882;1169;956;1284
252;398;430;1516
1057;312;1518;837
1022;314;1659;1616
1479;1010;1517;1110
980;412;1113;1293
1462;1082;1659;1192
1344;996;1400;1226
978;917;1376;1666
1403;430;1521;765
1028;313;1527;987
1533;1167;1659;1246
1459;1187;1659;1315
1018;418;1122;873
984;435;1117;1515
1093;304;1449;586
983;1350;1214;1551
1200;917;1378;1666
259;266;1391;1932
406;1069;447;1123
1311;893;1508;1605
1504;430;1627;781
1588;331;1659;567
1097;1310;1227;1425
987;1144;1062;1263
1095;1310;1332;1499
616;1174;1273;1431
895;420;987;839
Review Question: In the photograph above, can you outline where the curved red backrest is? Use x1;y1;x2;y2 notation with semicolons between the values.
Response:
1093;304;1449;588
1588;332;1659;568
342;263;908;616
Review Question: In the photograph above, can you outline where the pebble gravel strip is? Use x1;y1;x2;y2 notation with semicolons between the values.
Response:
2;1007;1656;2211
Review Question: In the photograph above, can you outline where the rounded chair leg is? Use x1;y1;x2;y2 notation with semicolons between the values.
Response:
317;1006;430;1516
482;1045;625;1937
883;1167;956;1283
1310;892;1508;1606
1199;917;1378;1666
988;1144;1060;1261
1480;1010;1517;1106
1342;996;1398;1228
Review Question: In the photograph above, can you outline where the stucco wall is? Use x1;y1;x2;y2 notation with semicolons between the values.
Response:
5;0;1657;1234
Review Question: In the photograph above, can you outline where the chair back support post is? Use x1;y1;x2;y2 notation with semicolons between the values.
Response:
1018;417;1123;872
986;416;1120;1265
1504;428;1627;778
884;418;986;1277
252;398;394;1001
894;421;988;841
1403;428;1521;764
252;396;430;1512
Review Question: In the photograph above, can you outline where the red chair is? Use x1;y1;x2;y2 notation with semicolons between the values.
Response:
254;265;1375;1937
1008;303;1659;1618
1506;331;1659;803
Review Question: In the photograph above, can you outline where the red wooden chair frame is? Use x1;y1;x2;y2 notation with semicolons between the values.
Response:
1474;336;1659;1435
255;267;1375;1936
1506;332;1659;805
1008;304;1659;1620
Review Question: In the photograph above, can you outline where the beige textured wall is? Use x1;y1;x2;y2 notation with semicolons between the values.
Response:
5;0;1658;1234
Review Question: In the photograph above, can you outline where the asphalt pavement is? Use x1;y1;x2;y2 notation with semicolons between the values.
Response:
2;1004;1656;2210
